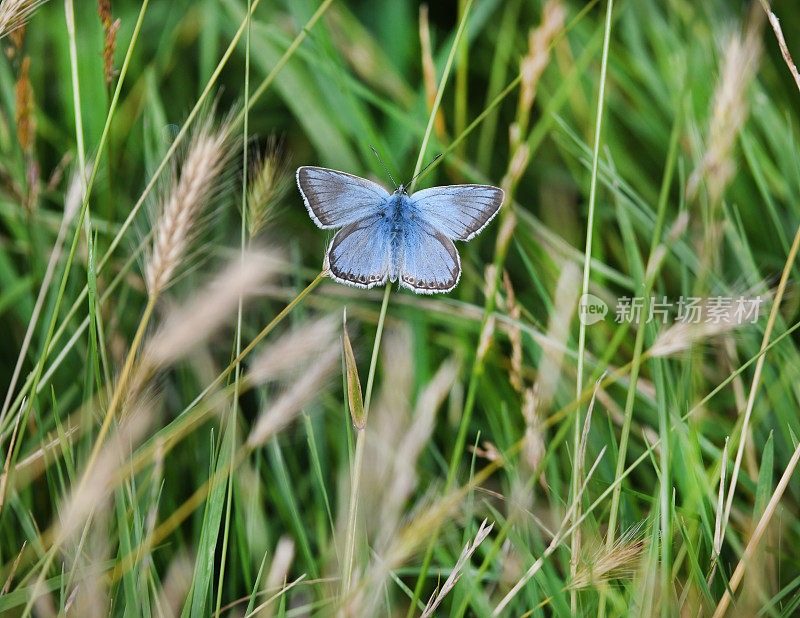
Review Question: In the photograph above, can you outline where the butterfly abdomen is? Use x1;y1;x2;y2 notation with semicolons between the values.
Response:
377;194;418;282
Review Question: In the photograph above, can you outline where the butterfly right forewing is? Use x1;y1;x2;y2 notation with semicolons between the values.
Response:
296;166;390;229
410;184;504;240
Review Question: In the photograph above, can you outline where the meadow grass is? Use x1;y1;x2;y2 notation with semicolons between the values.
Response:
1;0;800;616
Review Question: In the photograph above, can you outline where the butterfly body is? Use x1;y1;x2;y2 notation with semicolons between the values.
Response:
380;191;417;246
297;166;504;294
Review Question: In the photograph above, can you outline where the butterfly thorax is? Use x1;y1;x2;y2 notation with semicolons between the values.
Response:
380;194;416;233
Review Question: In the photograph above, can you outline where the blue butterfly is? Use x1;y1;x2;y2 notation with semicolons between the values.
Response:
296;165;504;294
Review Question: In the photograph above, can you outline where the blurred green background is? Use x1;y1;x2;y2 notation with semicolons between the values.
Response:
1;0;800;615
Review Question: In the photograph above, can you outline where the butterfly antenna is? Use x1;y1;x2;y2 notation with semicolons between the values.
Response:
406;153;443;188
370;146;398;189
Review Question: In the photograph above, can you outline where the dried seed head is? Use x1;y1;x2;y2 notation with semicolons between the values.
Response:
246;314;339;385
144;250;282;368
247;136;290;238
649;294;767;357
502;270;524;393
145;116;234;297
0;0;48;39
63;163;86;225
97;0;120;89
15;55;33;154
246;344;339;448
570;523;648;589
533;262;580;410
522;387;545;472
518;0;565;131
687;21;761;204
419;4;447;139
421;519;494;617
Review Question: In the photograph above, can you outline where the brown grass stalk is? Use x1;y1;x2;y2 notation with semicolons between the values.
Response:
97;0;120;89
419;5;447;140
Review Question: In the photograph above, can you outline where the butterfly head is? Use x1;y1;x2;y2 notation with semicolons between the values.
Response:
394;184;408;196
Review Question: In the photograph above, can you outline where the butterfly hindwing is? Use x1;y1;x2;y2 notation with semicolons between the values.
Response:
411;184;504;240
326;215;392;289
297;166;390;229
397;219;461;294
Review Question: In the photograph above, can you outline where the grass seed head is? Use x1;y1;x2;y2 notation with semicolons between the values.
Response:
0;0;47;39
570;523;648;589
145;114;234;297
246;343;339;448
247;136;290;238
687;19;761;204
145;249;282;369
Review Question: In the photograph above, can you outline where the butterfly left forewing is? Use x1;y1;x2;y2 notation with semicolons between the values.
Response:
297;166;390;229
411;184;504;241
326;215;392;289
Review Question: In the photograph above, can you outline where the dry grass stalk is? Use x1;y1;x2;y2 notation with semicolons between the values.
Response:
516;0;565;141
712;7;800;603
0;421;79;494
521;387;545;475
66;507;111;618
705;436;728;589
145;116;234;297
493;442;608;615
712;437;800;617
0;0;47;38
1;539;26;594
374;358;459;549
687;19;761;204
342;308;365;430
145;250;281;368
419;4;447;140
645;211;689;282
349;336;459;613
250;537;295;618
533;262;580;409
570;522;647;589
58;402;151;541
502;270;524;392
421;519;494;618
0;396;26;513
97;0;120;89
246;314;339;385
155;553;193;618
15;55;33;155
246;574;307;618
763;2;800;92
359;329;412;553
246;344;339;447
648;293;767;358
247;136;290;237
138;437;164;583
476;312;496;365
